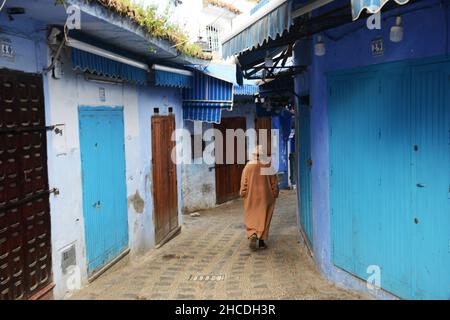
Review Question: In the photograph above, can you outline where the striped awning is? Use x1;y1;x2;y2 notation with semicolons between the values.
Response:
234;84;259;96
222;0;293;58
182;71;233;123
71;48;148;85
183;106;223;124
153;64;193;88
155;70;192;88
351;0;410;20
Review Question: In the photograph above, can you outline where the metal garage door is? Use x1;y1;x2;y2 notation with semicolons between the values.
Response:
0;70;53;300
328;58;450;299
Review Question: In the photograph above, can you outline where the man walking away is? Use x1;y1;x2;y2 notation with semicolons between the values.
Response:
239;145;279;250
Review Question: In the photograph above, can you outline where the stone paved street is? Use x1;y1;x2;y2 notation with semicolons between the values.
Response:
71;190;366;300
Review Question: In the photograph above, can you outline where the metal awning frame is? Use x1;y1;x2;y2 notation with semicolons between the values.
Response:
241;44;306;80
236;0;421;74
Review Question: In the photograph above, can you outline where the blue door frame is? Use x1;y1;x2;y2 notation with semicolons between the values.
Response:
79;106;129;276
328;56;450;300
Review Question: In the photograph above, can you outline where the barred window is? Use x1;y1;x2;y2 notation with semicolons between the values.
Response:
206;24;220;53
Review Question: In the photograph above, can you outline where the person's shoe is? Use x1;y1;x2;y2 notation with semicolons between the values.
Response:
259;240;267;249
249;234;258;251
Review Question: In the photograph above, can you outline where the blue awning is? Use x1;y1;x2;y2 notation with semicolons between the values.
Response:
189;63;259;95
351;0;410;20
152;65;193;88
155;69;192;88
182;71;233;123
71;48;148;85
222;0;293;58
234;84;259;96
183;106;223;124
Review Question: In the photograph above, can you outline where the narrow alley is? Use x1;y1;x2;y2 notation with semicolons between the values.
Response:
71;191;365;300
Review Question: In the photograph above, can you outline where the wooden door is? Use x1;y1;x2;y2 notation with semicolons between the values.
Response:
0;70;52;300
152;115;178;245
215;117;247;204
255;116;272;155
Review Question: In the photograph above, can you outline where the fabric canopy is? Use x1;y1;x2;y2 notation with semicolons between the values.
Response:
234;84;259;96
182;71;234;123
71;48;148;85
183;106;223;124
351;0;410;20
154;69;192;88
222;0;293;58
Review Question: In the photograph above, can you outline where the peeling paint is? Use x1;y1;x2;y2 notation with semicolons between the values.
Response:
128;190;145;213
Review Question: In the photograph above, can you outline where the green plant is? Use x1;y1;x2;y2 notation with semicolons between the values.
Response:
54;0;211;59
94;0;212;59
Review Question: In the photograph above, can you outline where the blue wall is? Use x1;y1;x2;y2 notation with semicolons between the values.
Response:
272;110;293;189
294;0;450;299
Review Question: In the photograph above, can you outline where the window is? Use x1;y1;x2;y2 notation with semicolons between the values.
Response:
206;24;220;53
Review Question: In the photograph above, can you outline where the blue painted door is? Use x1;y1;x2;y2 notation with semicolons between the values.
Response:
297;106;313;246
329;58;450;299
79;107;128;276
411;62;450;299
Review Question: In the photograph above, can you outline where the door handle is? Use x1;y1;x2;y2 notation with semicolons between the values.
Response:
93;201;101;209
416;183;426;188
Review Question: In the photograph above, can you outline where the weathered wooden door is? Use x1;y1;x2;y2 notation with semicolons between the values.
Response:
0;70;52;300
215;117;247;204
255;116;272;155
152;115;178;245
79;107;129;276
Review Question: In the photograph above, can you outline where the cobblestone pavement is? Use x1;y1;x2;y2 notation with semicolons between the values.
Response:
71;190;367;300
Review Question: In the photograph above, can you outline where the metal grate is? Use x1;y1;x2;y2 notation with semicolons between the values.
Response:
61;245;76;275
206;24;221;54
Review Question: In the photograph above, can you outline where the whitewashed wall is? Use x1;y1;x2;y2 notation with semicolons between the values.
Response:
181;100;256;213
46;50;185;298
1;19;185;299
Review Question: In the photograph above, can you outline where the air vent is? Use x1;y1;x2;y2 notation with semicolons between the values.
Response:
61;244;76;274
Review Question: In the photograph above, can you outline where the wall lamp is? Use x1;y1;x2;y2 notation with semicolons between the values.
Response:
314;35;326;57
390;16;404;43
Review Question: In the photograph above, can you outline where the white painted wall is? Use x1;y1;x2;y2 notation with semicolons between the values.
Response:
181;99;256;213
45;50;185;299
1;19;185;299
45;54;139;298
181;121;217;213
